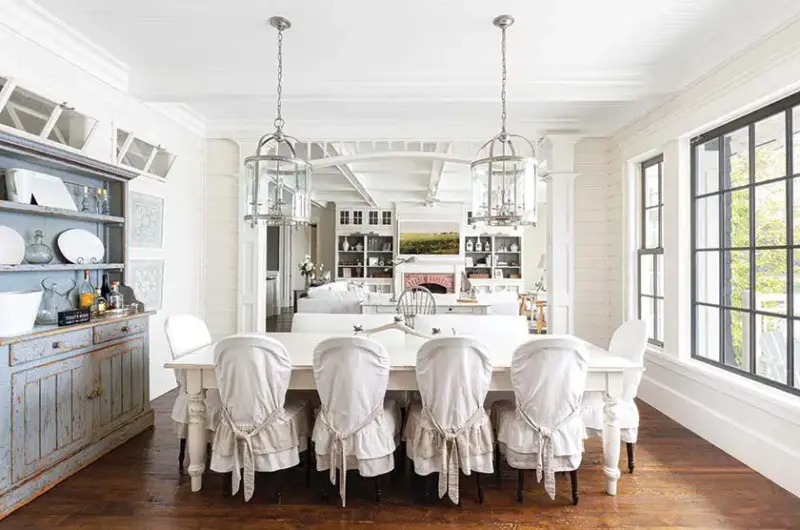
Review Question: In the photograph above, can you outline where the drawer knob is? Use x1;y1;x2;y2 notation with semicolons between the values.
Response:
120;326;129;333
52;341;61;349
448;308;453;312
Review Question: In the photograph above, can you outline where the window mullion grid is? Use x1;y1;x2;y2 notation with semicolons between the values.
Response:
748;123;757;375
787;109;795;388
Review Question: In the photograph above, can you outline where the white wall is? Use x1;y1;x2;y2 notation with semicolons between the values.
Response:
0;2;205;399
608;17;800;497
523;205;547;292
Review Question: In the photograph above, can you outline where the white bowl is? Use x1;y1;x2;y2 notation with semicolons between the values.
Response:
0;290;43;336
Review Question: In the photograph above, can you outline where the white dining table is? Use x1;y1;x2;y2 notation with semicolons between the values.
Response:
164;332;637;496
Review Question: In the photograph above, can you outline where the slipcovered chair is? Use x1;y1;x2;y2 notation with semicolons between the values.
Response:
493;337;589;505
403;337;494;505
164;314;222;472
210;335;311;502
582;319;647;473
312;337;401;506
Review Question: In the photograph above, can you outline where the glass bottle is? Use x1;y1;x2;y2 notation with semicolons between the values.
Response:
79;186;91;212
77;270;95;309
100;274;111;299
108;281;124;310
100;189;110;215
95;188;103;214
24;229;53;264
92;288;107;316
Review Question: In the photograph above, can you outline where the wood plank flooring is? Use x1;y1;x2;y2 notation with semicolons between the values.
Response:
2;312;798;528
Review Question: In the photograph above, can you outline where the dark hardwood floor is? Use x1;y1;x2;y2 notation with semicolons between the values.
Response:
3;313;799;528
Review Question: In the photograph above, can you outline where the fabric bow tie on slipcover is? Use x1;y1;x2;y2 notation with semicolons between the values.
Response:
516;406;581;500
220;407;281;502
422;406;484;505
318;403;384;507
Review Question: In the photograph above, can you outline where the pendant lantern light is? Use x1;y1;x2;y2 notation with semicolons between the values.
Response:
244;16;312;227
471;15;538;227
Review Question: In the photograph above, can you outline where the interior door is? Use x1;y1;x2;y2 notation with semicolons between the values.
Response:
11;354;91;483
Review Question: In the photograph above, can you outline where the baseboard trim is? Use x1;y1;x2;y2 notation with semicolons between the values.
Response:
0;409;155;519
639;372;800;498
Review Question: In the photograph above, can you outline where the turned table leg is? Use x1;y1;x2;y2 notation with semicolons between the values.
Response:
602;391;621;496
187;369;207;492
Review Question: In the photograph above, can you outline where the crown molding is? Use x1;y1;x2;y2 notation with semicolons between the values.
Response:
1;0;130;91
146;102;207;138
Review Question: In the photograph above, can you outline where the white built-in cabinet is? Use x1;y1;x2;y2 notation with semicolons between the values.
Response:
335;205;394;293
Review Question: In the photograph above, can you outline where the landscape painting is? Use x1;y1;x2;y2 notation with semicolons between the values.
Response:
398;221;460;255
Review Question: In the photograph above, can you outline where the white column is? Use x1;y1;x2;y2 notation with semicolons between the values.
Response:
542;134;580;335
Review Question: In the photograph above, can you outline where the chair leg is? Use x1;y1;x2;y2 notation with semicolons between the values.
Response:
494;444;502;484
306;439;313;488
275;468;283;504
375;475;382;503
178;438;186;473
516;469;524;504
476;473;484;504
627;442;635;473
222;471;232;497
570;469;579;505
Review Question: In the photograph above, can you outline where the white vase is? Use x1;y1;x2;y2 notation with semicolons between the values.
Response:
466;240;474;252
510;243;519;252
475;240;482;252
342;239;350;252
484;240;491;252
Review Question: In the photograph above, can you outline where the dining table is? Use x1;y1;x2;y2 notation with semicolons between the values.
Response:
164;332;638;497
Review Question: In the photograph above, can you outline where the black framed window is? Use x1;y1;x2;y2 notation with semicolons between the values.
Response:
638;155;664;345
691;91;799;395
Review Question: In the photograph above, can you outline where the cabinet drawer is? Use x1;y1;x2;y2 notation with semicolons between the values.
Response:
9;329;92;366
444;306;479;314
93;318;147;344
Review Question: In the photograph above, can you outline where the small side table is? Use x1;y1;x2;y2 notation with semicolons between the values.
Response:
293;289;308;313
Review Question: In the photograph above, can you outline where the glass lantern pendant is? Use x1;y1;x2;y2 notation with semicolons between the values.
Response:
471;15;538;227
244;16;312;227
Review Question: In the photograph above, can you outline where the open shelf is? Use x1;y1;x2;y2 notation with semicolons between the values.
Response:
0;200;125;224
0;263;125;272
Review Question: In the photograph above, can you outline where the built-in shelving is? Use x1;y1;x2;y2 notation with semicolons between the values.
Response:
0;200;125;224
0;263;125;272
464;234;523;286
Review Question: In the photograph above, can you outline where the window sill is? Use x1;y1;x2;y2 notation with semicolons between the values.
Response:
643;349;800;425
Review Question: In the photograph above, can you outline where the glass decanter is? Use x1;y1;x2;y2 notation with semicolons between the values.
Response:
36;277;76;325
24;230;53;264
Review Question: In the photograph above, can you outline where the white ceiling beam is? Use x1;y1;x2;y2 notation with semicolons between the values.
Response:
324;143;377;207
426;142;451;200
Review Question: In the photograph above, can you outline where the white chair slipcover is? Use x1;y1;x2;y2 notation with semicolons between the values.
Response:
209;335;311;502
312;337;401;507
493;337;589;500
403;337;494;504
582;320;648;443
164;315;222;438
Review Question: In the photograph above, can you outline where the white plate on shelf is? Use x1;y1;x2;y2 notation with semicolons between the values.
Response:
57;229;105;264
30;173;78;211
0;225;25;265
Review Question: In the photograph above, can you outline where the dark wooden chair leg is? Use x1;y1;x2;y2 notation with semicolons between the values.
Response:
626;442;635;473
222;471;232;497
306;440;313;488
375;475;382;502
178;438;186;473
495;444;501;484
476;472;484;504
516;469;524;504
570;469;579;505
275;469;283;504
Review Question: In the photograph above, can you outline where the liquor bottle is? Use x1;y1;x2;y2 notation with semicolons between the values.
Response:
92;288;107;316
108;282;124;310
100;274;111;299
77;270;95;309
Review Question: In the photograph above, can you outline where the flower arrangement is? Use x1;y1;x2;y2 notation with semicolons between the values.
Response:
298;255;316;289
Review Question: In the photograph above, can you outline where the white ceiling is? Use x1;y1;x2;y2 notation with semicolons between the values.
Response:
31;0;800;205
34;0;800;138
